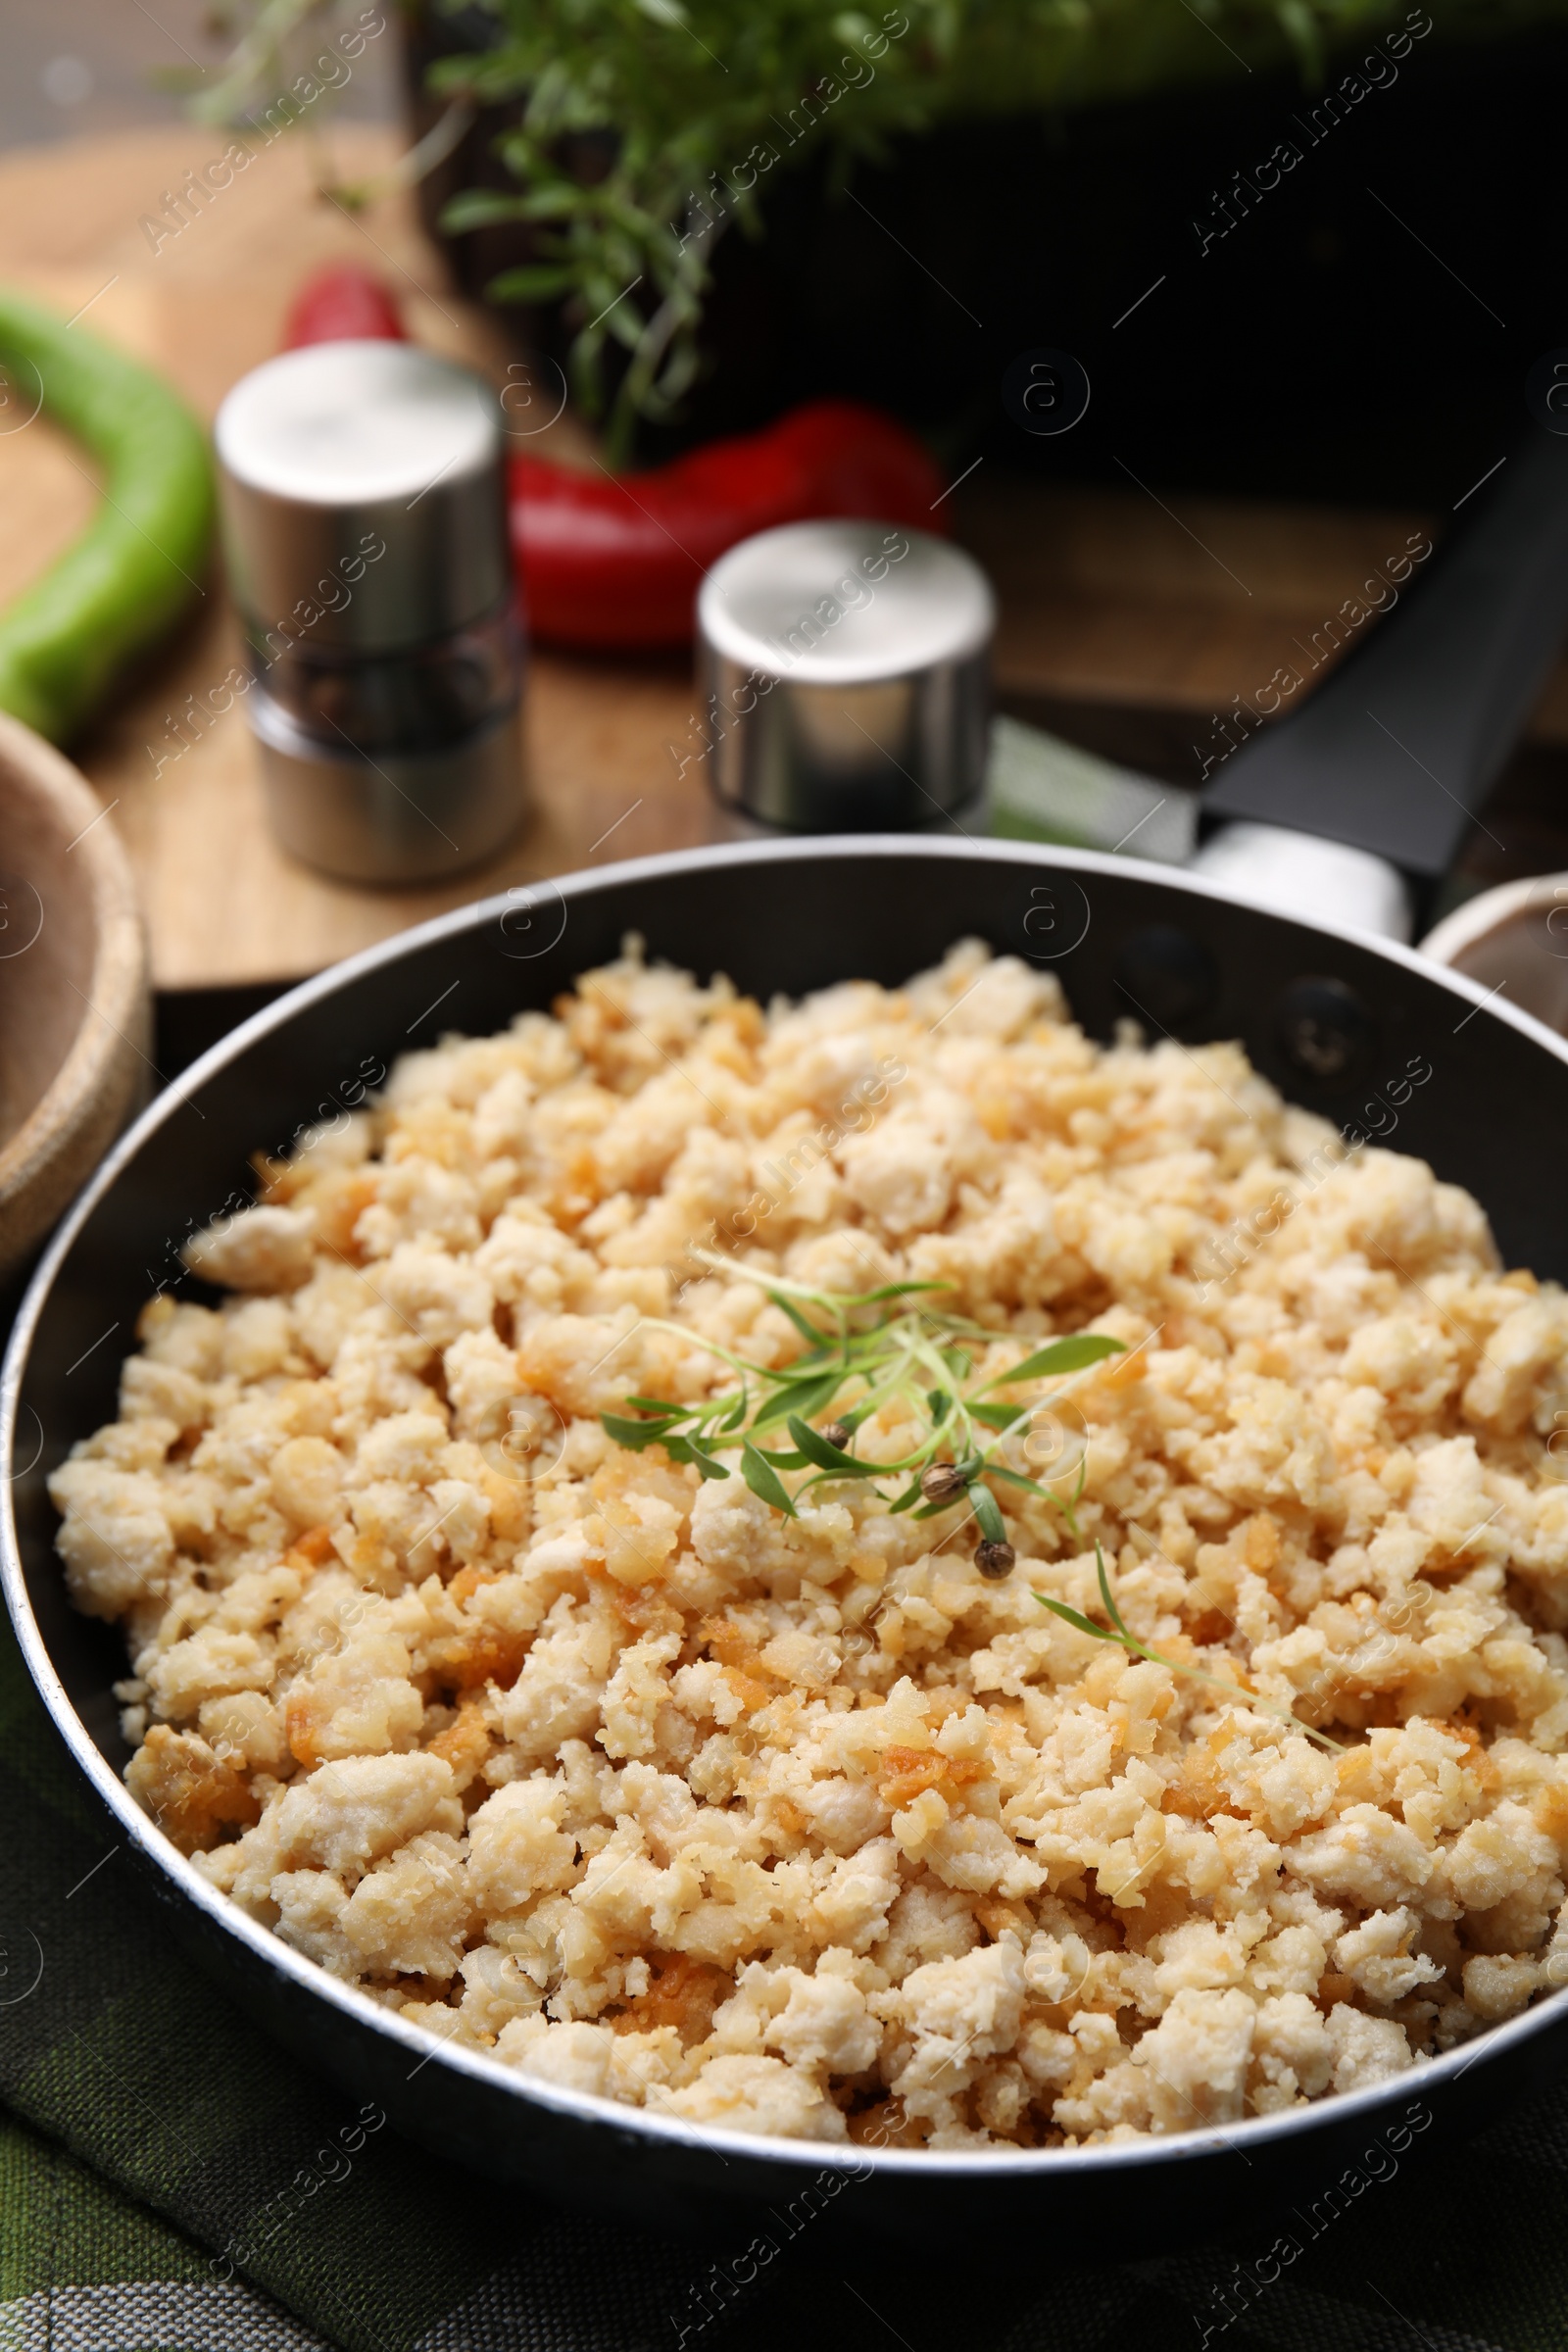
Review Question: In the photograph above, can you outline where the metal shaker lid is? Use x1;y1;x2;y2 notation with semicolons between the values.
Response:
215;340;510;653
697;520;995;830
699;520;995;685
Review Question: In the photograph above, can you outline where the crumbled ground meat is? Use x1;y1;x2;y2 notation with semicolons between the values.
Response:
52;940;1568;2146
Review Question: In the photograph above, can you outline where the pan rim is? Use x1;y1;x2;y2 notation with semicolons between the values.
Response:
8;830;1568;2183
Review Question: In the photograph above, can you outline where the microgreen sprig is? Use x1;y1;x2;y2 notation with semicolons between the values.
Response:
1035;1544;1345;1754
600;1262;1123;1539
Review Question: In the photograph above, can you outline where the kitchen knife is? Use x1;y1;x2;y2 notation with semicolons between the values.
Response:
989;429;1568;939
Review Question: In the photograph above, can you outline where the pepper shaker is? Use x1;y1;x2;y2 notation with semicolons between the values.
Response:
215;339;525;884
697;519;994;830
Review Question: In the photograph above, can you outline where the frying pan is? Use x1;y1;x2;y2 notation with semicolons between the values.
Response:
10;430;1568;2244
8;828;1568;2246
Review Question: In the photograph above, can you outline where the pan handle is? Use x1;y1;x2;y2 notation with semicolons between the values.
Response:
1200;430;1568;883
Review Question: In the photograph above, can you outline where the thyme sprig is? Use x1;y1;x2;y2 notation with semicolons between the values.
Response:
600;1264;1124;1539
1036;1544;1346;1754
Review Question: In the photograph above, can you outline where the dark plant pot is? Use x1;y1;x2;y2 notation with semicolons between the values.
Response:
404;11;1568;504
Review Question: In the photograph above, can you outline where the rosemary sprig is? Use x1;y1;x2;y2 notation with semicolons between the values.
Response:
420;0;1386;451
605;1269;1342;1749
600;1264;1123;1539
1035;1545;1345;1754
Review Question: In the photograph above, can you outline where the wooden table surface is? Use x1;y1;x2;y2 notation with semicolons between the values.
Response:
4;123;1566;990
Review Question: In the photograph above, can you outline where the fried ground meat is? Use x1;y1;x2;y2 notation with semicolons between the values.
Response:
52;941;1568;2146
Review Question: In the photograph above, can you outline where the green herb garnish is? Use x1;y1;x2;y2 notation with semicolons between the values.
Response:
1035;1544;1345;1753
188;3;1477;457
431;0;1402;453
600;1259;1123;1532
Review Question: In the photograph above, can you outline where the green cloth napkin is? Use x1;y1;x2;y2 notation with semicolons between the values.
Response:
4;1589;1568;2352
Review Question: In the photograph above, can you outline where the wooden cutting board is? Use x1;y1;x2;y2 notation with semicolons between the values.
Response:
3;123;1564;989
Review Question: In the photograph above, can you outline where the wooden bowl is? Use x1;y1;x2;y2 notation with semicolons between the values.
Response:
0;712;148;1277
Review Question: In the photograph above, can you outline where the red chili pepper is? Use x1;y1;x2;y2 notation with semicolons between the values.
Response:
510;400;946;649
275;276;941;651
282;265;407;350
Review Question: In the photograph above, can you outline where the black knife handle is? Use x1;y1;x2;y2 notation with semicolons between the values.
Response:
1200;430;1568;879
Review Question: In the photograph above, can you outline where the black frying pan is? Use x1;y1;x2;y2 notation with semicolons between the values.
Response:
7;833;1568;2247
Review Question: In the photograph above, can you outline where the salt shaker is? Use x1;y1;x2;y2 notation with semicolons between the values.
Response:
696;519;994;830
215;340;525;884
